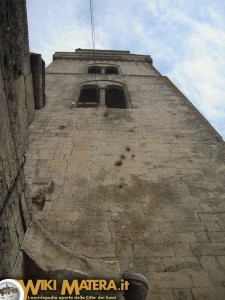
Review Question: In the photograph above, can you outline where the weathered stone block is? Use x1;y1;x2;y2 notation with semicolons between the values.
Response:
189;271;213;287
153;272;193;288
217;256;225;269
191;243;225;257
30;53;45;109
192;287;225;300
199;256;220;271
163;257;200;272
172;288;194;300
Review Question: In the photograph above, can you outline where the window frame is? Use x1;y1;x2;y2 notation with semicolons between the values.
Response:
86;63;121;75
75;80;132;109
77;84;100;107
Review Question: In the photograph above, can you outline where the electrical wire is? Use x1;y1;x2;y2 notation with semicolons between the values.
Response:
90;0;96;54
89;0;99;102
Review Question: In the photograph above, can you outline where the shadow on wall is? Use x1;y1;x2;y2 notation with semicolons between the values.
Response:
13;220;149;300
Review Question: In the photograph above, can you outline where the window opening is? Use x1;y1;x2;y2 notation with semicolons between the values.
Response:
105;67;119;74
105;86;126;108
88;66;101;74
77;86;99;107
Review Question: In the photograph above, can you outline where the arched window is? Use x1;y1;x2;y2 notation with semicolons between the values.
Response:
77;85;99;107
105;86;127;108
105;67;119;74
88;66;101;74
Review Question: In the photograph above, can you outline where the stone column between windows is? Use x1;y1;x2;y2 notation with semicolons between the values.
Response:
99;88;106;107
101;67;105;75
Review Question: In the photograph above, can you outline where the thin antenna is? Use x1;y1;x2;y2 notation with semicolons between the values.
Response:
90;0;96;73
90;0;95;52
89;0;99;103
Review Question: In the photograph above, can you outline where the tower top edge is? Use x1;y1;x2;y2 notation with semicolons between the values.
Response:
75;49;131;55
53;49;152;63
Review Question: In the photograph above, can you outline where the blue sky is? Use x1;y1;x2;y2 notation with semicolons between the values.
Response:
27;0;225;139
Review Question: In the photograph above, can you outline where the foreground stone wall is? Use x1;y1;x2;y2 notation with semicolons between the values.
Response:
0;0;34;277
30;53;46;109
25;51;225;299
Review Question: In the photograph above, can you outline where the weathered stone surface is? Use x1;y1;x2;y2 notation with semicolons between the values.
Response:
0;0;34;278
0;0;46;279
199;256;220;271
153;272;193;289
30;53;46;109
13;220;147;300
192;287;225;300
24;49;225;299
162;257;200;272
172;288;194;300
188;271;213;288
217;256;225;269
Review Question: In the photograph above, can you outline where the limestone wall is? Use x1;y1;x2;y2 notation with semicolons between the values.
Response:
46;59;159;76
30;53;46;109
0;0;33;278
25;53;225;299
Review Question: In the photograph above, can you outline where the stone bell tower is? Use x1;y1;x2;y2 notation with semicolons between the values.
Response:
23;49;225;299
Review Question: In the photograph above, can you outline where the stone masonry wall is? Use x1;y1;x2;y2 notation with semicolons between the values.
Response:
25;53;225;299
46;59;160;76
0;0;34;278
30;53;46;109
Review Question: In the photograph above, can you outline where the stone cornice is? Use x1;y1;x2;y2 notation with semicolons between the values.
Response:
53;49;153;64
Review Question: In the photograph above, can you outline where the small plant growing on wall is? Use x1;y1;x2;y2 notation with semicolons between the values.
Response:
120;154;125;160
115;160;123;166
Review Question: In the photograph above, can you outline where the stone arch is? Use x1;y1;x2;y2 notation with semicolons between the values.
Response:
86;63;121;75
76;80;132;108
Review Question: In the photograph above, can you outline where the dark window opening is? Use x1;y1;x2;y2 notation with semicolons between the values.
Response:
77;87;99;107
105;67;119;74
105;87;127;108
88;66;101;74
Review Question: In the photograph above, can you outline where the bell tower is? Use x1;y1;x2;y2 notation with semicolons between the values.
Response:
24;49;225;299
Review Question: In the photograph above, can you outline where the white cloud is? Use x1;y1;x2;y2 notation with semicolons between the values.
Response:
27;0;95;65
168;18;225;138
26;0;225;139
